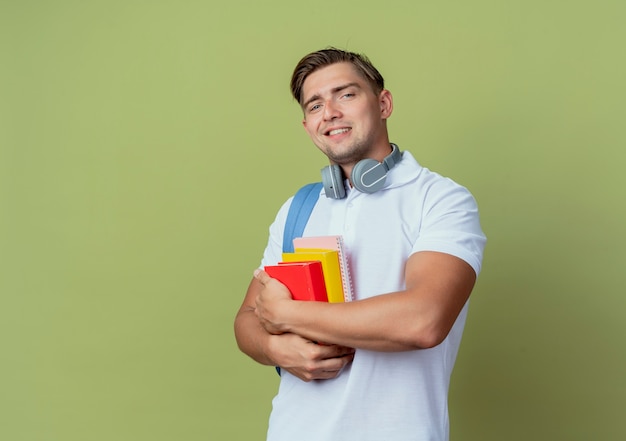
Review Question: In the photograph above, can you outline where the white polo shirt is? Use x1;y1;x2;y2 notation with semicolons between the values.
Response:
260;150;486;441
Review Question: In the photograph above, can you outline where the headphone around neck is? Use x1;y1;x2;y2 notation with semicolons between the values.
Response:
320;143;402;199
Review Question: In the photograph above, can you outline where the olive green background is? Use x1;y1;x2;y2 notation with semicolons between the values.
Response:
1;1;624;440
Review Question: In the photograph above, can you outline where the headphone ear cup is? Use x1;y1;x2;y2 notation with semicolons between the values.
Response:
321;165;346;199
351;159;387;194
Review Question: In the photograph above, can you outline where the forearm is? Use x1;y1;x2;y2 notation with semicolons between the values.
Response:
275;292;434;351
234;307;276;366
235;302;356;381
246;286;420;353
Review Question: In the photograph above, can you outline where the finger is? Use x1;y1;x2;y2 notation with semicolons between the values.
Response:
332;345;356;357
316;344;356;359
316;353;354;376
253;268;271;285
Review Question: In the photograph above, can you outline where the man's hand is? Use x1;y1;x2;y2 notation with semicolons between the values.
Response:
252;269;355;381
268;332;355;382
253;268;295;335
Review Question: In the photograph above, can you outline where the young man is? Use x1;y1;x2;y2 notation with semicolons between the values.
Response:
234;48;486;441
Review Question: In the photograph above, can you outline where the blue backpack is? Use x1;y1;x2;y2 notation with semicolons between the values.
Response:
282;182;323;253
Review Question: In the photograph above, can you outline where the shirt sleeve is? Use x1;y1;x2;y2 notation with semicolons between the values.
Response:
412;179;487;275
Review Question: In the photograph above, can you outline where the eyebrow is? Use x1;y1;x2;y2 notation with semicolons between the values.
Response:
302;82;361;110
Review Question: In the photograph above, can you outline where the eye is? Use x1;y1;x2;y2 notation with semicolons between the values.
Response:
339;92;356;101
309;103;322;113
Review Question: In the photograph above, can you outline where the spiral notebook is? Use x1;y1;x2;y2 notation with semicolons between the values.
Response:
292;235;354;302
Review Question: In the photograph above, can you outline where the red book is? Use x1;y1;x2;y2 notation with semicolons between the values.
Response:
264;261;328;302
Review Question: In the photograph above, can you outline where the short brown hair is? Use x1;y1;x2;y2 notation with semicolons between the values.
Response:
290;47;385;106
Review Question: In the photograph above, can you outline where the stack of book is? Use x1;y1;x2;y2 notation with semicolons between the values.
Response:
264;235;354;303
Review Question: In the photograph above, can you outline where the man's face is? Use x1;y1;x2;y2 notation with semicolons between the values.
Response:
300;62;392;166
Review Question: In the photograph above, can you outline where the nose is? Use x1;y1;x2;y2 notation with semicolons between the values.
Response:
323;100;341;121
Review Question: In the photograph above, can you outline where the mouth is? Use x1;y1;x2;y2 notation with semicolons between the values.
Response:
325;127;351;136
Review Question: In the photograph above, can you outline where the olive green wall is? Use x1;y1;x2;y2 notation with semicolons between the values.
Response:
1;1;624;440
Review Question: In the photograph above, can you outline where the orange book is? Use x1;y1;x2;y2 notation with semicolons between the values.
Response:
264;261;328;302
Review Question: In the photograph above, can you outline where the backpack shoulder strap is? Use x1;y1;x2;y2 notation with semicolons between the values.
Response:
282;182;322;253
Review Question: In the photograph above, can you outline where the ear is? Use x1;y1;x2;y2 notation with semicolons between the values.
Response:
379;89;393;119
302;117;314;139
